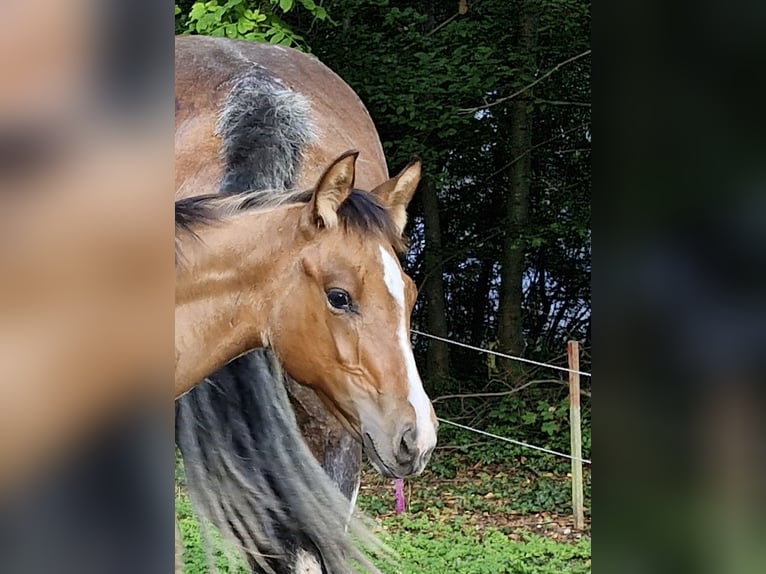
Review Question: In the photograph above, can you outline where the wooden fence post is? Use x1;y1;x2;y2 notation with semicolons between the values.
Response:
568;340;585;530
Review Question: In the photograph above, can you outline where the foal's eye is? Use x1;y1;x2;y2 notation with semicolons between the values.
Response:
326;288;352;311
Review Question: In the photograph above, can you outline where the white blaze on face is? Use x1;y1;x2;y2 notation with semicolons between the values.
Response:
378;245;438;452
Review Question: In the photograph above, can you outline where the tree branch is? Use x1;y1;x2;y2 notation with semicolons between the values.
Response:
489;123;588;179
436;441;489;451
425;12;460;38
402;0;483;51
461;49;591;114
432;379;582;403
533;98;591;107
417;227;504;291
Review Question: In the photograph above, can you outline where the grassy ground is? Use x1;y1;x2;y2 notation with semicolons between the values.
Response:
176;453;591;574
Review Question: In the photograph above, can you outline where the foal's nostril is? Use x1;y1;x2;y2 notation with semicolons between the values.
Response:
395;425;418;465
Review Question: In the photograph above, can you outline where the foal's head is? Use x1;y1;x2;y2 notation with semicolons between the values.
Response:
271;151;437;478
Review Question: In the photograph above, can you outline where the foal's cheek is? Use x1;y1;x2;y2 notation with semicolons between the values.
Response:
326;318;360;367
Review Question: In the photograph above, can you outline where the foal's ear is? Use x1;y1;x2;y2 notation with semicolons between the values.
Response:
370;159;421;235
310;150;358;228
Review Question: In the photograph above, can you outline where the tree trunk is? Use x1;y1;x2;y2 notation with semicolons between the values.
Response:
470;257;492;348
421;179;449;381
498;3;537;364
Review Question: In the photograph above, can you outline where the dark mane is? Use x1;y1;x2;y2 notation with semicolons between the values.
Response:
301;188;407;253
174;188;406;264
175;193;218;235
174;194;218;267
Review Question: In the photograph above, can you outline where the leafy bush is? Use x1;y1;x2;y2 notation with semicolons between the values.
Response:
431;381;591;478
175;0;328;48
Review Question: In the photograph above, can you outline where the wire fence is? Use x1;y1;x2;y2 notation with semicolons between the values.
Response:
437;418;591;465
412;329;591;464
411;329;591;377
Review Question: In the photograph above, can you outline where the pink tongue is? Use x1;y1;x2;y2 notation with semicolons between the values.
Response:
394;479;406;514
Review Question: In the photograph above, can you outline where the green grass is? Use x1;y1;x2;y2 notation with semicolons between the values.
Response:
369;514;590;574
176;455;591;574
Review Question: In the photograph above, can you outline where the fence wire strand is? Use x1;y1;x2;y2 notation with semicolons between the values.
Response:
410;330;591;463
411;329;591;377
437;418;592;465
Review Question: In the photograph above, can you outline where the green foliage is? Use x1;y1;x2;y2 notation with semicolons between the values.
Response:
175;0;327;48
374;518;590;574
176;0;592;416
356;458;590;572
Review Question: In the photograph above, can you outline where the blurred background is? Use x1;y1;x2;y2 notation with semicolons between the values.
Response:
0;1;175;573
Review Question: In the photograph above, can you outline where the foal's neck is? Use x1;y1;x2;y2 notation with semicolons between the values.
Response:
174;205;302;397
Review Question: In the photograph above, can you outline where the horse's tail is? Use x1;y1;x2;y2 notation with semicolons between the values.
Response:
216;72;315;194
175;350;386;574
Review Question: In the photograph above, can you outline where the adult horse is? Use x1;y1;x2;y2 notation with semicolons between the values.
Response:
175;36;437;573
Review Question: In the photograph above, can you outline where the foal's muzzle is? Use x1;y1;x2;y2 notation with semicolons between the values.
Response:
362;422;435;478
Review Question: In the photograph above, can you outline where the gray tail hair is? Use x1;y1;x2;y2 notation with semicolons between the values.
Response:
216;73;316;194
176;350;387;574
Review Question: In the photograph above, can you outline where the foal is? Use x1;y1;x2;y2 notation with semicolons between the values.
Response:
175;151;437;478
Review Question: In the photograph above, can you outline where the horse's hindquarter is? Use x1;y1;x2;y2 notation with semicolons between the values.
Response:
174;39;235;196
174;35;388;196
254;46;389;188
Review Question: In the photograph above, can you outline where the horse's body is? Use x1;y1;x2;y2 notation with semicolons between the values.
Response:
174;36;436;573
